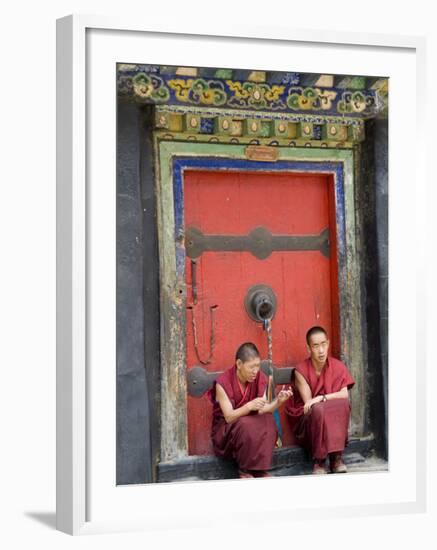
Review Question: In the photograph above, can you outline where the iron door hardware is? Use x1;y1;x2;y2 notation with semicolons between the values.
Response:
185;225;330;259
187;361;295;398
244;284;277;322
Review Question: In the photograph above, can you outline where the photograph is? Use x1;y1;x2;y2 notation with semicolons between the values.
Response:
0;0;431;544
116;61;389;485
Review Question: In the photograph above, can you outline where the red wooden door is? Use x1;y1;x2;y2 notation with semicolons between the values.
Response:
184;169;339;455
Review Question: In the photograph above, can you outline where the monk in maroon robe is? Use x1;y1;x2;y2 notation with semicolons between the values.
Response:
209;342;292;478
285;326;355;474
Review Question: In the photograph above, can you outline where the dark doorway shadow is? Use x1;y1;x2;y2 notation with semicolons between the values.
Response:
25;511;56;530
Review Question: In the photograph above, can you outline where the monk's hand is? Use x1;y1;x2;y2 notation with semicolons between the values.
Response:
303;396;323;414
277;385;293;405
246;397;266;412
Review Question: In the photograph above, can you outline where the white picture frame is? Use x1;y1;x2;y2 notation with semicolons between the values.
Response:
56;14;427;535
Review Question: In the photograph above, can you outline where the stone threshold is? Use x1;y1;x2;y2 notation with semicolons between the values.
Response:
158;435;383;482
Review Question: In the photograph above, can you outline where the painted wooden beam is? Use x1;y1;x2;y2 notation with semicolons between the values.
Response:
118;65;383;118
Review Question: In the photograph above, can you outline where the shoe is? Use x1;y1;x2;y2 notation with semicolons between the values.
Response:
252;470;272;478
312;460;327;475
329;453;347;473
238;469;254;479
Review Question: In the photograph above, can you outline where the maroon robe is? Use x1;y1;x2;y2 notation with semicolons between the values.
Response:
285;357;355;460
209;366;277;471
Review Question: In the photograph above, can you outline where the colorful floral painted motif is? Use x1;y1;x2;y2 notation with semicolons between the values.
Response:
168;79;227;106
287;87;337;111
132;73;170;103
337;91;376;114
117;67;383;119
226;81;286;110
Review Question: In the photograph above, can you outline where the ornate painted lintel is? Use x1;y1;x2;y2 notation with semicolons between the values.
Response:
118;67;384;119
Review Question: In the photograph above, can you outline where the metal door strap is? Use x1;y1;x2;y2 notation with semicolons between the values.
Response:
185;225;330;259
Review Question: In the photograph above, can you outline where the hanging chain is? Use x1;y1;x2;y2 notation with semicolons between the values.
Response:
190;305;216;365
264;318;282;447
266;318;273;367
265;318;274;402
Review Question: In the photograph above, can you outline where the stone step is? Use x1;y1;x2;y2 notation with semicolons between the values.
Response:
272;452;388;477
158;435;381;482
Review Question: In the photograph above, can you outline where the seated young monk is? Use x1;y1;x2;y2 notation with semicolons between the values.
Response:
209;342;292;479
285;326;355;475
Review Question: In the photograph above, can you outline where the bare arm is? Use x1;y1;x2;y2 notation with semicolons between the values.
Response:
295;371;312;404
303;385;349;414
325;386;349;401
258;387;293;415
215;383;265;424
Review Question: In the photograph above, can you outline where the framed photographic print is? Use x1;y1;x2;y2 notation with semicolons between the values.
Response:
56;15;426;535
